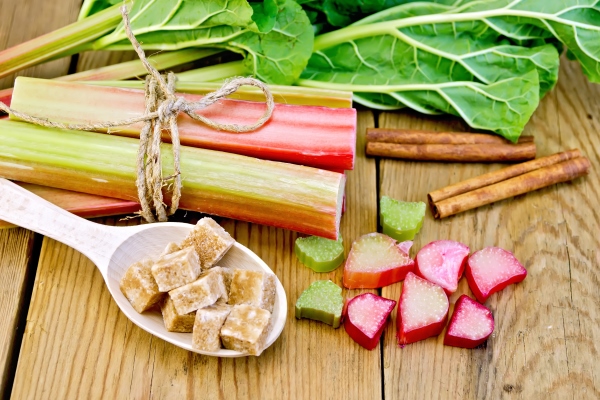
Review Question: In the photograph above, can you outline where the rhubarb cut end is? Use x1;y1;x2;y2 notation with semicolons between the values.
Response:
380;196;426;242
397;272;449;345
343;233;415;289
295;280;344;328
344;293;396;350
466;247;527;303
295;235;344;273
444;295;494;349
415;240;470;294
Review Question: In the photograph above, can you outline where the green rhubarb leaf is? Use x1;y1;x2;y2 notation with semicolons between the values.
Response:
379;196;425;242
95;0;314;85
298;0;600;140
251;0;279;32
295;235;344;272
78;0;122;20
295;280;344;328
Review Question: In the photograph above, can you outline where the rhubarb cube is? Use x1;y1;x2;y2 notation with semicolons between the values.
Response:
343;233;415;289
161;296;196;333
397;272;449;345
380;196;426;241
120;258;164;313
295;235;345;272
180;217;235;269
192;303;232;352
415;240;470;294
295;280;344;328
228;269;276;313
444;295;494;348
220;304;271;356
151;246;201;292
466;247;527;303
169;269;228;315
344;293;396;350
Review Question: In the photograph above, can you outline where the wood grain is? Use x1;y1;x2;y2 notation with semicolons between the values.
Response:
10;112;379;399
379;59;600;399
0;1;80;397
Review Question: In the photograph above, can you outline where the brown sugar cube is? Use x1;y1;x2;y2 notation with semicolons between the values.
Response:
228;270;277;312
151;246;201;292
161;296;196;332
169;269;227;315
210;266;233;301
180;217;235;269
192;303;232;352
220;304;271;356
160;242;181;257
120;259;164;313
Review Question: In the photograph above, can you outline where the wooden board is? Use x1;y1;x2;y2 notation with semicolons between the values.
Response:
0;0;80;397
10;112;380;399
379;58;600;399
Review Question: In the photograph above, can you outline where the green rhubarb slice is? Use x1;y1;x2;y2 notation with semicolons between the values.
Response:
380;196;426;242
295;235;344;273
295;280;343;328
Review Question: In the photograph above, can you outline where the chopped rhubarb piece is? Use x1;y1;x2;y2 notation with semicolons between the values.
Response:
344;293;396;350
295;280;344;328
466;247;527;303
295;235;344;273
343;233;414;289
380;196;426;241
444;295;494;348
415;240;470;294
397;272;449;346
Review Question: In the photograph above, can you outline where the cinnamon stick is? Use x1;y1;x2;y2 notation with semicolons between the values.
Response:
366;128;534;145
366;142;536;162
429;154;590;219
428;149;582;203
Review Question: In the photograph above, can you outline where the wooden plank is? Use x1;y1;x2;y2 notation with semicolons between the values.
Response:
379;60;600;399
0;229;35;396
11;111;379;399
0;1;80;397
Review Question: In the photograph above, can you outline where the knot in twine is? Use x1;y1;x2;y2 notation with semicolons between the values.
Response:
0;6;275;223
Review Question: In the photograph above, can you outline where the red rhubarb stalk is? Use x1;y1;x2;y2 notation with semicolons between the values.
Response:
344;293;396;350
10;78;357;171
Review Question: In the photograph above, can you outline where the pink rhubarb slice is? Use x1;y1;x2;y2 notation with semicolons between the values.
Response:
344;293;396;350
415;240;470;294
466;247;527;303
397;272;449;345
343;233;414;289
444;295;494;349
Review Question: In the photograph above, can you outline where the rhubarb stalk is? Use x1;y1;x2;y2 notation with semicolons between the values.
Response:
0;120;344;239
10;77;357;170
83;80;354;109
0;48;221;107
0;5;122;79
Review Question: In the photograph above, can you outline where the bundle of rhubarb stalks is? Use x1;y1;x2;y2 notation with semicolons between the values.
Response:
0;75;357;238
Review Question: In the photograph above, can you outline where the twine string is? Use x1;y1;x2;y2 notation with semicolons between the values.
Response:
0;6;274;222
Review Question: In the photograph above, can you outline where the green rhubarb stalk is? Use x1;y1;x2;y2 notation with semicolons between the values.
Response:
0;4;122;79
0;48;221;107
379;196;426;242
10;77;357;170
81;79;353;108
0;183;140;230
176;61;246;82
0;119;344;239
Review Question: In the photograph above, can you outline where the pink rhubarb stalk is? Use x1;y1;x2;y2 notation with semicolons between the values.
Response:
10;77;357;171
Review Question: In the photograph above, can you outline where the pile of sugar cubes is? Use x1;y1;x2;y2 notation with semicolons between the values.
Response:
119;217;277;356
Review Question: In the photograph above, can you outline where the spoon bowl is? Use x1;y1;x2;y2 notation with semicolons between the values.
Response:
0;178;287;357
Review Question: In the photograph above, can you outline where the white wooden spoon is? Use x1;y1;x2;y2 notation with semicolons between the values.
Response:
0;178;287;357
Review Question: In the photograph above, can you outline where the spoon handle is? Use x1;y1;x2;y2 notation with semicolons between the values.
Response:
0;179;129;269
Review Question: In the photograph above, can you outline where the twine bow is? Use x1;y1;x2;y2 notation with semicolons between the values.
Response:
0;6;275;223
